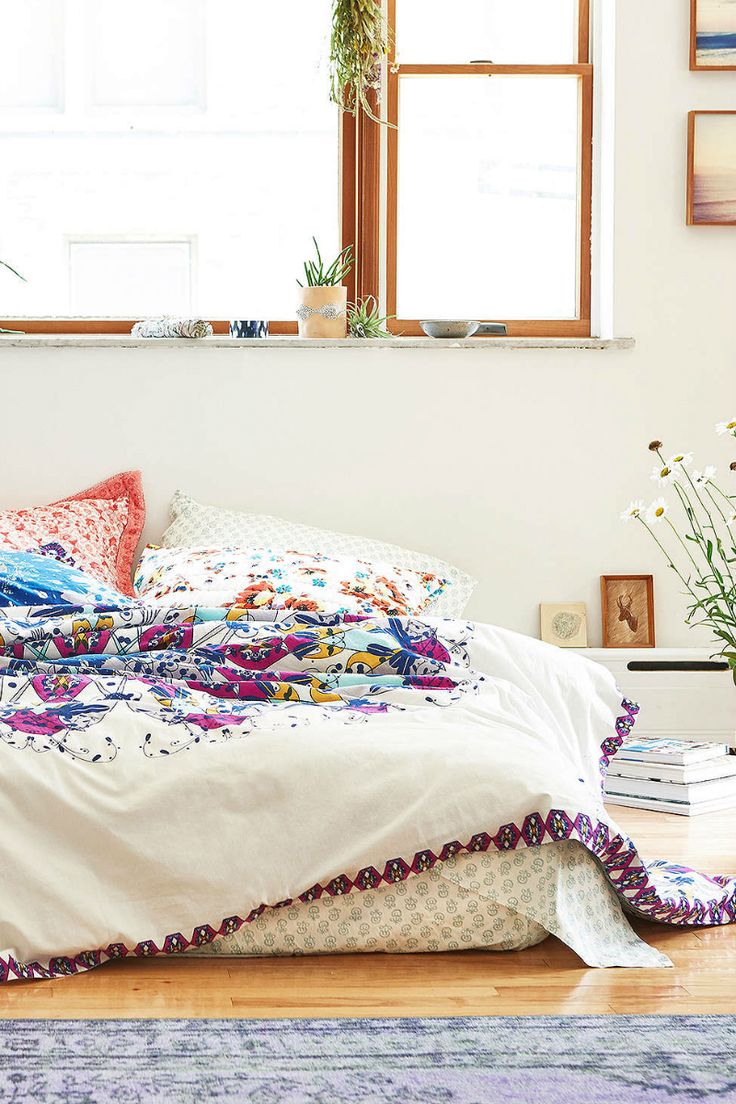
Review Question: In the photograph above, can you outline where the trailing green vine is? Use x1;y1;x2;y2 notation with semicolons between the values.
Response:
329;0;392;125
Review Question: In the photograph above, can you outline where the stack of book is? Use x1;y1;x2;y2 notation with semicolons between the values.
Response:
605;738;736;816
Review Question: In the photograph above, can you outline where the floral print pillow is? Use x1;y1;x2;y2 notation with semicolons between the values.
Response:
134;546;450;617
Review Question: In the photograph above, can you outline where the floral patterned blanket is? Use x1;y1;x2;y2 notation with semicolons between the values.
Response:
0;603;733;981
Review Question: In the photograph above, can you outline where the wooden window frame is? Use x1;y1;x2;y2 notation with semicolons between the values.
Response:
377;0;593;337
5;1;592;337
5;101;363;336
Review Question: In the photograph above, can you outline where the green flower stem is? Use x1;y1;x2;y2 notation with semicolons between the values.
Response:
705;481;731;526
709;480;736;513
704;482;736;578
664;516;700;577
653;452;712;569
682;466;736;588
636;516;696;598
672;475;706;544
669;479;720;593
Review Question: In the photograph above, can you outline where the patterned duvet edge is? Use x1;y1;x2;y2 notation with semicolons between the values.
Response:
2;697;734;983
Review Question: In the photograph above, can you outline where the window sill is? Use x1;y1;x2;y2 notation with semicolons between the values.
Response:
0;334;634;351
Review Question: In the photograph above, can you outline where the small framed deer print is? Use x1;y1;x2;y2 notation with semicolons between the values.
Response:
601;575;655;648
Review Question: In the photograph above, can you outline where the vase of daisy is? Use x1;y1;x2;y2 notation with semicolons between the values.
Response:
621;423;736;684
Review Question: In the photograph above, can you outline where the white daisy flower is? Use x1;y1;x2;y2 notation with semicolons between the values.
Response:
727;513;736;529
620;500;644;522
651;463;675;485
716;420;736;437
693;465;717;485
646;498;669;524
668;452;693;468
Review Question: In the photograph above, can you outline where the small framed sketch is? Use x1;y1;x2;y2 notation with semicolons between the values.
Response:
687;112;736;225
690;0;736;69
540;603;588;648
601;575;655;649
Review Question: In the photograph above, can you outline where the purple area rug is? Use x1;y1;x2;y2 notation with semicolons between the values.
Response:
0;1015;734;1102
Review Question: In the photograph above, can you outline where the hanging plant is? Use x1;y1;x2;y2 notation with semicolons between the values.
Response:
330;0;392;125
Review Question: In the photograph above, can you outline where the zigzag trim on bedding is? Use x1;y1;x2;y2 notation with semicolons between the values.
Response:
4;697;733;983
599;696;640;784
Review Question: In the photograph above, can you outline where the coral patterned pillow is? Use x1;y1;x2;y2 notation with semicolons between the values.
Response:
0;472;145;595
134;545;449;617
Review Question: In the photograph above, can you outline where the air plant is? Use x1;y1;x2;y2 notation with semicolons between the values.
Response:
1;258;25;334
347;295;394;338
297;238;353;287
621;430;736;682
329;0;393;125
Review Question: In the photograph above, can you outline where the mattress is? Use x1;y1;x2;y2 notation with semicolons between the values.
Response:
194;841;671;968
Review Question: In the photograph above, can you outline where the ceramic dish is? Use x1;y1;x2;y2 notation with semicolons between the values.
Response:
420;320;480;339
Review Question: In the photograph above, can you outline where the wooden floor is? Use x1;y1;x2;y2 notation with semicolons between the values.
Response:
2;805;736;1019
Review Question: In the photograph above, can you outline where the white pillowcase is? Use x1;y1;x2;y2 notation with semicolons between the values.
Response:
160;491;476;619
135;545;450;618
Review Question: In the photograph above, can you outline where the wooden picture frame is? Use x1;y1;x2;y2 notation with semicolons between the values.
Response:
687;111;736;226
601;575;655;649
690;0;736;70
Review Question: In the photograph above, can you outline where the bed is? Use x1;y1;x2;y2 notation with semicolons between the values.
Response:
0;477;733;982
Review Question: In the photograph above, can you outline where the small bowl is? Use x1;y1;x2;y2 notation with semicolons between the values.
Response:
420;319;480;339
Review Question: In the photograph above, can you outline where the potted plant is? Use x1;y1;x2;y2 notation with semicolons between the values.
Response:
296;238;353;338
621;428;736;683
1;258;25;334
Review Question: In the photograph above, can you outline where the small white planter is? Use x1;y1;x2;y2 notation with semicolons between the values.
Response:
296;286;348;338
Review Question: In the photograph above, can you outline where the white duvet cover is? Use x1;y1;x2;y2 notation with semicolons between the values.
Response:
0;605;730;981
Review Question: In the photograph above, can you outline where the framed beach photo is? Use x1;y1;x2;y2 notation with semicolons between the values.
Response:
691;0;736;69
601;575;655;649
540;603;588;649
687;112;736;225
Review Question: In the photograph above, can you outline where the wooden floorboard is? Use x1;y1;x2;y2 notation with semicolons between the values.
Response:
1;805;735;1018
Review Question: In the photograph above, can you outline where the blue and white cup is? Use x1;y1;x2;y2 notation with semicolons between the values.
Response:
229;320;268;339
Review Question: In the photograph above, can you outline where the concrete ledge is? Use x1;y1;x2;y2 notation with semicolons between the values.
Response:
0;335;635;351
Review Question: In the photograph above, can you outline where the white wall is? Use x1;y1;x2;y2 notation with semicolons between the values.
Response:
0;0;734;648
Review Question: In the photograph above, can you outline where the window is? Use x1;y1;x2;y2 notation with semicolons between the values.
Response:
0;0;339;331
382;0;592;335
0;1;592;337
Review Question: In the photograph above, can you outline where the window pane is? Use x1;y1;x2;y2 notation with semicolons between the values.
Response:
396;76;580;320
69;242;192;315
0;0;338;319
395;0;578;64
0;0;64;110
86;0;206;109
